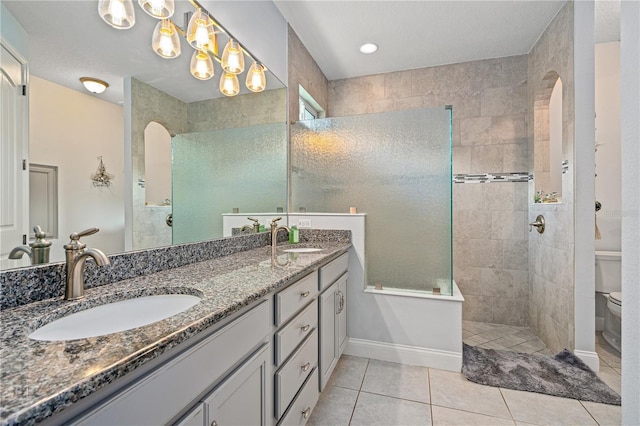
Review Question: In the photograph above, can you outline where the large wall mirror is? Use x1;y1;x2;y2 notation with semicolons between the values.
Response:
534;71;564;203
1;1;287;270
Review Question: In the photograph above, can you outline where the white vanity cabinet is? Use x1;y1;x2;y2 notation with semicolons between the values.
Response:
75;300;271;426
318;253;349;391
272;271;320;424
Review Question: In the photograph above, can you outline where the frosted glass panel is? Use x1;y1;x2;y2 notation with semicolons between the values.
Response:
172;123;286;244
291;108;452;295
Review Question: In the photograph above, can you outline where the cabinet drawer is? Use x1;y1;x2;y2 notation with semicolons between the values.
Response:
275;329;318;419
319;253;348;291
275;300;318;366
278;368;319;426
275;271;318;326
78;301;270;426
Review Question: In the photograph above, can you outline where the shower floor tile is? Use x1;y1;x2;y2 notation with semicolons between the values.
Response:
462;321;550;355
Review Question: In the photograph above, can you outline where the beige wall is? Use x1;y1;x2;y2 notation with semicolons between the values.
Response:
29;76;125;262
327;56;530;326
527;1;576;352
287;25;329;121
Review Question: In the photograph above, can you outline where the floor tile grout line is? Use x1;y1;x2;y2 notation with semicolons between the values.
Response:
356;389;431;406
498;387;518;424
579;400;604;426
428;401;517;422
347;358;370;426
428;368;434;426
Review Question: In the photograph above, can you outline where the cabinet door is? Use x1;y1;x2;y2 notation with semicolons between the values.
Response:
176;403;205;426
205;344;270;426
318;282;337;391
336;274;348;356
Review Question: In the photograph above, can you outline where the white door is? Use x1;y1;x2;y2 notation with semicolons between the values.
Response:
0;43;29;269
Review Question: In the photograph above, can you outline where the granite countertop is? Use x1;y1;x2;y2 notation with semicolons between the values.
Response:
0;242;350;426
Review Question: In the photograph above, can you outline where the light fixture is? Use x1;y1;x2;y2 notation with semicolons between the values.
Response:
219;72;239;97
245;62;266;93
98;0;135;29
100;2;267;97
138;0;174;19
80;77;109;94
221;39;245;74
186;9;217;53
359;43;378;54
152;19;181;58
190;50;214;80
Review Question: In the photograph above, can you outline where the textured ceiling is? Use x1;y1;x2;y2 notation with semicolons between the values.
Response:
4;0;621;105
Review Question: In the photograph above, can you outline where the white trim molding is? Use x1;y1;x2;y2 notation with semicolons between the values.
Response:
344;337;462;372
574;350;600;372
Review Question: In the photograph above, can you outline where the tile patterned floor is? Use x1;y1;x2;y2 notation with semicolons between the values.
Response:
308;323;622;426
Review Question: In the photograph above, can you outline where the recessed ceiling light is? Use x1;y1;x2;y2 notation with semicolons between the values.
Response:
359;43;378;54
80;77;109;94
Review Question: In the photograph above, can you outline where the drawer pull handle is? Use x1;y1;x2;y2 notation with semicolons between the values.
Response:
302;407;311;419
211;421;218;426
301;362;311;372
301;291;310;297
301;324;311;332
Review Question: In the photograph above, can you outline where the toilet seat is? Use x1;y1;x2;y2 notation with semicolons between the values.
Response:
609;292;622;306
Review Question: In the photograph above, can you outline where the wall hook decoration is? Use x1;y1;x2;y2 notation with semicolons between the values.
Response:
91;156;114;187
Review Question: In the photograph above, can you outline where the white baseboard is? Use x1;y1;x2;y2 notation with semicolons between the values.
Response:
574;350;600;371
344;338;462;372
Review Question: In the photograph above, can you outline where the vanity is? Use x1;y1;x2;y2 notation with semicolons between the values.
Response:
0;234;351;426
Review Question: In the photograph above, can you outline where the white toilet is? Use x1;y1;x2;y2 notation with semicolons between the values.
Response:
595;251;622;352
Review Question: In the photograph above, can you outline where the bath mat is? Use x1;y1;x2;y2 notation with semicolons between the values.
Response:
462;343;621;405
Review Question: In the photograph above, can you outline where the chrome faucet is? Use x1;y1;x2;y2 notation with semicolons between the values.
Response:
241;217;261;233
63;228;110;301
271;225;290;254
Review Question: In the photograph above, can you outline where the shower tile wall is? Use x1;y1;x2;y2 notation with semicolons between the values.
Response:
527;2;576;353
130;78;188;250
327;57;530;326
130;80;287;250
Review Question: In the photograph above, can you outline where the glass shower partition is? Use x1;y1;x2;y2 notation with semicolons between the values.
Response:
171;123;287;244
291;108;453;295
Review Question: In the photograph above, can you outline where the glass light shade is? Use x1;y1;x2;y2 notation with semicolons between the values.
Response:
190;51;214;80
98;0;135;29
138;0;174;19
245;62;266;93
186;9;217;53
221;39;245;74
219;72;239;97
80;77;109;94
152;19;181;58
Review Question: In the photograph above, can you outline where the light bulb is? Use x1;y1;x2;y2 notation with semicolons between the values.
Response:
219;72;239;97
187;9;216;52
190;51;214;80
152;19;181;58
221;39;245;74
138;0;174;19
99;0;135;29
245;62;266;93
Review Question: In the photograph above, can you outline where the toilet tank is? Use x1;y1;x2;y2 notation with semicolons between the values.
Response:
595;251;622;293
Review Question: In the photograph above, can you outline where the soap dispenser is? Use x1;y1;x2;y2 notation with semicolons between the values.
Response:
30;225;52;265
289;226;299;244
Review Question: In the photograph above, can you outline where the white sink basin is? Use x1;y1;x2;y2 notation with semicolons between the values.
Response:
282;248;323;253
29;294;201;341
